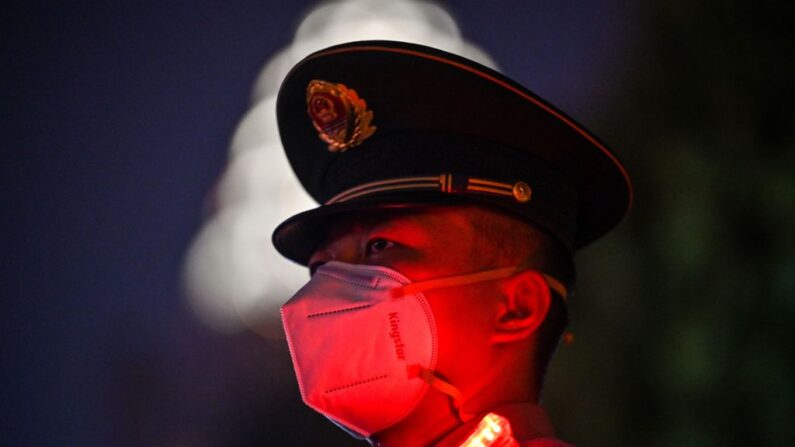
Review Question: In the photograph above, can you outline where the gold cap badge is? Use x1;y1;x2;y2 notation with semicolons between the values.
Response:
306;80;376;152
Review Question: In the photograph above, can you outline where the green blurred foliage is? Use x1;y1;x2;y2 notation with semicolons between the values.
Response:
545;1;794;446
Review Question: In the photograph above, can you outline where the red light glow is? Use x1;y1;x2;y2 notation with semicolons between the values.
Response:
460;413;519;447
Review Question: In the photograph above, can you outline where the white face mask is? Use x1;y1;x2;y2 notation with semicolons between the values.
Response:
280;261;567;438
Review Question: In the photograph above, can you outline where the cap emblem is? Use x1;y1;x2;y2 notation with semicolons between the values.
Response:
306;80;376;152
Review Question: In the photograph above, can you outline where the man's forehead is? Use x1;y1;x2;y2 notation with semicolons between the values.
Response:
321;205;477;240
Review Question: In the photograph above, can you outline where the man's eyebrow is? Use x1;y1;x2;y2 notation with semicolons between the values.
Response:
368;215;433;243
369;217;420;234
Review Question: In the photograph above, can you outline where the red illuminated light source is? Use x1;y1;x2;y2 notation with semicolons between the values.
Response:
459;413;519;447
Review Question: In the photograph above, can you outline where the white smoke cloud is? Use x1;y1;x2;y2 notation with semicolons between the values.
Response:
183;0;498;333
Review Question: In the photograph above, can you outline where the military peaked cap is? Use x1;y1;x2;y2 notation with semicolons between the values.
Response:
272;40;632;264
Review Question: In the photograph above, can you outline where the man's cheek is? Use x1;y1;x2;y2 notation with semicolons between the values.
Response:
427;292;492;359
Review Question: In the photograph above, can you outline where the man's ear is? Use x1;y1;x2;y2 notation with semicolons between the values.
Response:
491;270;551;344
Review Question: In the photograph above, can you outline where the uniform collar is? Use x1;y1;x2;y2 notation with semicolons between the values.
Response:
434;402;556;446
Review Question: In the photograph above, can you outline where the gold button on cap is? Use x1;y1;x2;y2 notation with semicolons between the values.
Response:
512;181;532;202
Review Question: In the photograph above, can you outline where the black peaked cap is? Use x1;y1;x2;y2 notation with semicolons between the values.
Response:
272;40;633;265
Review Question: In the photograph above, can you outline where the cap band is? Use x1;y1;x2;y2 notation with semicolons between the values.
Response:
326;173;529;205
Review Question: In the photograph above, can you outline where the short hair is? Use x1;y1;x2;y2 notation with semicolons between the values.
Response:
467;205;572;389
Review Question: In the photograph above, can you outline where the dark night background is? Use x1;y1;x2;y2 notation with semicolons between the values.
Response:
3;1;793;446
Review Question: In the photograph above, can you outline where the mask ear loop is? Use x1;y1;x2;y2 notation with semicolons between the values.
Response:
407;365;475;422
391;266;568;301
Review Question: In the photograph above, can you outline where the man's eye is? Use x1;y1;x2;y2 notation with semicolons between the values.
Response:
308;261;324;277
366;239;394;254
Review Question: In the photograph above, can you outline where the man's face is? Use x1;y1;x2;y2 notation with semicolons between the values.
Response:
308;205;505;386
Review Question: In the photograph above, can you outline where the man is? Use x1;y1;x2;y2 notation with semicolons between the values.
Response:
272;41;632;446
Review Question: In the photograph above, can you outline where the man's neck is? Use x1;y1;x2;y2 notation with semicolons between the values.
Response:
372;350;539;446
372;382;538;446
434;402;557;447
371;389;461;447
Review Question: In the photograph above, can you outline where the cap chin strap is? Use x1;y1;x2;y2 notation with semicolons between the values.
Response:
408;365;474;422
390;266;568;301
